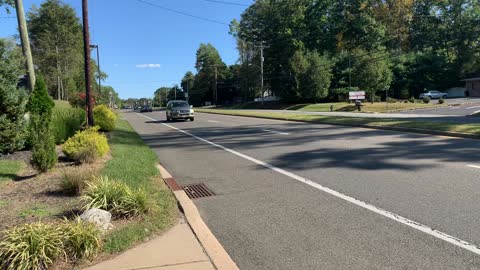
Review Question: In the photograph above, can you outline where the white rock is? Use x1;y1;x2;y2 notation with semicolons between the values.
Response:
80;208;112;231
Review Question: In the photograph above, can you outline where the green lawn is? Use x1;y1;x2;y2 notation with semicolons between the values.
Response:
101;119;177;253
296;102;443;113
196;109;480;137
0;160;24;183
223;101;445;113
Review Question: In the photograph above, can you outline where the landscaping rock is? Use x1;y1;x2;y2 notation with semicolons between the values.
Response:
80;208;112;231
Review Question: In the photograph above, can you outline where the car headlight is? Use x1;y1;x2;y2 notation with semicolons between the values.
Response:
190;109;194;113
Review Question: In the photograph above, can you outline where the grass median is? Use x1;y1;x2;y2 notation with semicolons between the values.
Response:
101;118;177;253
196;109;480;137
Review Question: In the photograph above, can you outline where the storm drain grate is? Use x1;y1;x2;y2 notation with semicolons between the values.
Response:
182;183;215;199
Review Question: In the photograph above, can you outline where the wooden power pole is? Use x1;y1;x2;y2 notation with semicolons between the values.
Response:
82;0;93;126
14;0;35;92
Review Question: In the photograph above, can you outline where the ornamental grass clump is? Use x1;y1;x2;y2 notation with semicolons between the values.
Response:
0;223;65;270
82;176;151;217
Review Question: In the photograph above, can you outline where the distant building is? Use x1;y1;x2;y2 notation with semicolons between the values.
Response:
464;77;480;97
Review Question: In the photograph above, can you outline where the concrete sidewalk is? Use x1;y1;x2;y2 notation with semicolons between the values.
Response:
85;218;215;270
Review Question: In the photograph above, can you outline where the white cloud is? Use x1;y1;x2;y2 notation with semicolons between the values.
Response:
135;64;161;68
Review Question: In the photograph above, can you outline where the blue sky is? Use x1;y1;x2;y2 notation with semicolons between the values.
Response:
0;0;251;98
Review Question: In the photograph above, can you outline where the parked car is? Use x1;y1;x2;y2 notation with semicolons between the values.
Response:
419;90;448;99
140;105;153;112
166;100;194;121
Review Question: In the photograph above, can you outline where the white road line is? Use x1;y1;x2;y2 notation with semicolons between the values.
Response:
136;113;480;256
208;120;220;123
466;105;480;110
467;165;480;169
262;129;290;135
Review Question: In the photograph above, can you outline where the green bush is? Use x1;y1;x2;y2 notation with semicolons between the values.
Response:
82;176;151;217
0;223;65;270
422;96;431;104
63;126;109;164
61;219;102;261
60;165;98;195
93;105;116;132
438;98;445;104
52;106;85;144
27;76;57;171
0;39;29;154
408;97;416;103
386;97;397;103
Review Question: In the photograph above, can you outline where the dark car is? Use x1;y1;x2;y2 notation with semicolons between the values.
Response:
140;106;153;112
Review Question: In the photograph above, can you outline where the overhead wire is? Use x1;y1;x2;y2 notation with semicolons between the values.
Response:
135;0;230;26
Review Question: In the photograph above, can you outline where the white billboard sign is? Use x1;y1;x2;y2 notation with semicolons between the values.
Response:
349;91;366;100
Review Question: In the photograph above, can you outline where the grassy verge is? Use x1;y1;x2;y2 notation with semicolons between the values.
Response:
224;101;444;113
196;109;480;136
101;119;177;253
0;160;24;183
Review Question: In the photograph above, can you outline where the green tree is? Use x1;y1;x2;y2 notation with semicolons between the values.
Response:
190;43;228;106
291;49;333;102
27;75;56;172
27;0;83;100
0;38;28;154
352;50;393;102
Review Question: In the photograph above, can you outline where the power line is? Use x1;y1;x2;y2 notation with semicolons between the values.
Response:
135;0;229;26
203;0;249;7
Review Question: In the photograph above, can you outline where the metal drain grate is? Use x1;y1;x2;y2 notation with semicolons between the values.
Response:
182;183;215;199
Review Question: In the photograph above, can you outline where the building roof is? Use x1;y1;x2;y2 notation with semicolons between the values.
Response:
463;77;480;82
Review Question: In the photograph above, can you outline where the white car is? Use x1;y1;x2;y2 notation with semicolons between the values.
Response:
419;91;448;99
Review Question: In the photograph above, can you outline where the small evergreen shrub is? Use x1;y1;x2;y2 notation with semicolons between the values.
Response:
82;176;151;217
62;127;109;164
52;106;85;144
93;105;116;132
0;223;65;270
438;98;445;104
27;76;57;171
408;97;416;103
422;96;431;104
61;219;102;261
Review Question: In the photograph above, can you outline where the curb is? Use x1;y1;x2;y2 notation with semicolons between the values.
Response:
156;164;239;270
196;110;480;140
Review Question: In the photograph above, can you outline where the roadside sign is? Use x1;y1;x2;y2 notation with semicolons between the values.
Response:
349;91;365;100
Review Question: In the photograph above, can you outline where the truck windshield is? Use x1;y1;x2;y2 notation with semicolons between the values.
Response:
172;102;189;107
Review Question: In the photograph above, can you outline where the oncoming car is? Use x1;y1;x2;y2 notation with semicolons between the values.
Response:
166;100;194;121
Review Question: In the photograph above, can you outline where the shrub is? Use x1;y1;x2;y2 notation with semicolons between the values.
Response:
408;97;416;103
63;126;109;164
27;76;57;171
52;106;85;144
386;97;397;103
0;39;29;154
93;105;116;132
60;165;98;195
82;176;151;217
422;96;431;104
438;98;445;104
0;223;65;270
61;219;102;261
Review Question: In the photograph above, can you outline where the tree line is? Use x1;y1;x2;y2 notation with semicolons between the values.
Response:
155;0;480;105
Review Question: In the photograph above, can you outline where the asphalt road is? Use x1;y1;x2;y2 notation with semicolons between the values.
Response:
400;102;480;116
124;111;480;269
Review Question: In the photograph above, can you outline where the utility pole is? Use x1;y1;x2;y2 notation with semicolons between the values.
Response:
90;44;101;98
214;65;218;106
186;79;189;104
82;0;93;126
255;42;269;105
14;0;35;92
